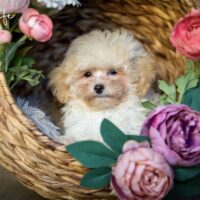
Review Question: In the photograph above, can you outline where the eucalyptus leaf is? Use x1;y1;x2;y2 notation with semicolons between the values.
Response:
174;165;200;181
80;167;111;189
100;119;129;154
67;141;118;168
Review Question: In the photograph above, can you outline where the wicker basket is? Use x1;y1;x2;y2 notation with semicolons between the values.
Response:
0;1;198;199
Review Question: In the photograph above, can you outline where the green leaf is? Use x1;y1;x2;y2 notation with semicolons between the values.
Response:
100;119;129;154
173;176;200;198
158;80;176;104
8;65;44;89
174;165;200;181
175;70;198;103
159;94;169;105
0;44;5;71
21;57;35;67
3;36;26;72
17;46;33;56
127;135;150;143
80;167;111;189
182;82;200;112
193;61;200;79
12;57;23;67
141;101;156;110
10;57;35;69
185;58;195;71
67;141;118;168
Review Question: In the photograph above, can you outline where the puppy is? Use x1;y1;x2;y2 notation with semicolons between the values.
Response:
49;29;155;144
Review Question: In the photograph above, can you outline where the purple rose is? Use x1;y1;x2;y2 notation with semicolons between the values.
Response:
141;104;200;166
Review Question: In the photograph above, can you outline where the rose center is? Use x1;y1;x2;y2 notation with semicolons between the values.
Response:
143;169;160;186
188;24;200;38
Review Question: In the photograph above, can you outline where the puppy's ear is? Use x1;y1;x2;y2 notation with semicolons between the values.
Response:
48;66;69;104
134;56;156;97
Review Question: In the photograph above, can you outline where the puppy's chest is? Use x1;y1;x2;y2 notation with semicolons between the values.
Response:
62;103;146;141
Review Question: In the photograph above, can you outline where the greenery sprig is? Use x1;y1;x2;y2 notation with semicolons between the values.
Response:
67;119;149;189
142;69;199;111
0;37;44;89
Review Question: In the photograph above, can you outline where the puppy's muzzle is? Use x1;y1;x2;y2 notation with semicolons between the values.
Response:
94;84;105;94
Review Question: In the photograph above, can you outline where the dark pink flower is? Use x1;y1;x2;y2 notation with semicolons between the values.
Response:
170;9;200;60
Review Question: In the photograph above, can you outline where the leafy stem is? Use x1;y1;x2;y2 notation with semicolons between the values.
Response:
9;79;20;90
4;35;27;72
158;70;198;105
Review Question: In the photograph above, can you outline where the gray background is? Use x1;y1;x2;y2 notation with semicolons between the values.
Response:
0;166;45;200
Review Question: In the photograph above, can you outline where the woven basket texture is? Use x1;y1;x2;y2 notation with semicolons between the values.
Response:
0;1;199;199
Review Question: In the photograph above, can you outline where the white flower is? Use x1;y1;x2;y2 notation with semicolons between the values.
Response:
36;0;80;9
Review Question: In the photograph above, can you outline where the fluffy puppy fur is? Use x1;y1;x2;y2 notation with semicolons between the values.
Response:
49;29;155;144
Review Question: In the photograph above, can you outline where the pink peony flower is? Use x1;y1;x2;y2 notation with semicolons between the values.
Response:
19;8;53;42
170;9;200;60
0;0;30;14
0;30;12;44
111;141;173;200
141;104;200;166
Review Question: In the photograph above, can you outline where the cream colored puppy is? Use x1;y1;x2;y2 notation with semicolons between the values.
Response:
49;29;155;144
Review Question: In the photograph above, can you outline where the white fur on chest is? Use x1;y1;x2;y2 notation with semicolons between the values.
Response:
62;97;146;143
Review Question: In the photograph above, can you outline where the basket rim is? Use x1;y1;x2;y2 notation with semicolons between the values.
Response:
0;71;66;152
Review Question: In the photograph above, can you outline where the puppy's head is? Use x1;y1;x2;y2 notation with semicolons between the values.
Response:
49;29;155;110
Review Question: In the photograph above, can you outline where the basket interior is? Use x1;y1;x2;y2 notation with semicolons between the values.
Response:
12;0;197;128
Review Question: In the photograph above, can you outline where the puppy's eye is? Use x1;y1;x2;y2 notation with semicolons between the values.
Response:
108;69;117;75
84;71;92;78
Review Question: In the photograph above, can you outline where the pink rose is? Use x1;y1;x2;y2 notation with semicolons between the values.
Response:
19;8;53;42
170;9;200;60
0;30;12;44
111;141;173;200
0;0;30;14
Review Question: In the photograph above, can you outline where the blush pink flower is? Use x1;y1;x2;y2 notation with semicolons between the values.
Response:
0;0;30;14
111;141;173;200
19;8;53;42
0;30;12;44
170;9;200;60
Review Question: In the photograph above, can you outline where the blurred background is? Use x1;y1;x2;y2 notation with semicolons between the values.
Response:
0;166;45;200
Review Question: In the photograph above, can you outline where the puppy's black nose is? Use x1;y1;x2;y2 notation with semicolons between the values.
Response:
94;84;105;94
